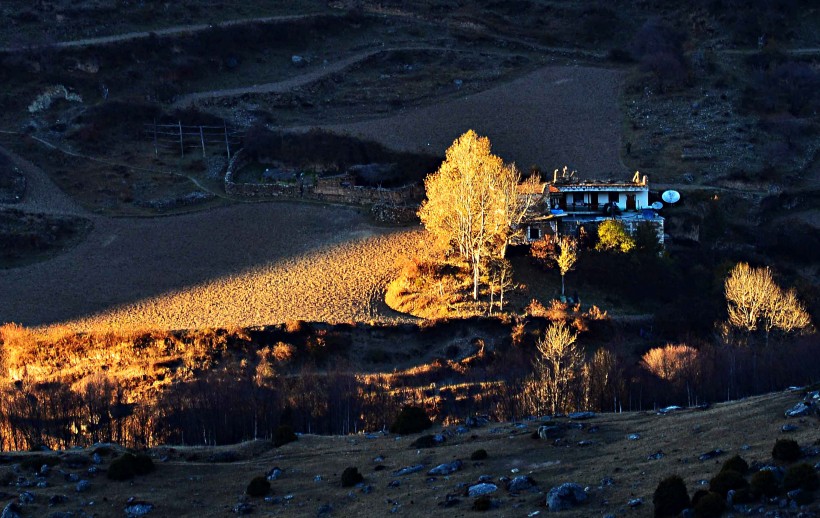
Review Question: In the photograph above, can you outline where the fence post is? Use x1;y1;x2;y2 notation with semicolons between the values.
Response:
179;120;184;158
200;125;206;158
224;121;231;159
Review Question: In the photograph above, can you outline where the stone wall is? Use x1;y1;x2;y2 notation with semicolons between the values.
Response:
559;217;665;246
225;148;423;207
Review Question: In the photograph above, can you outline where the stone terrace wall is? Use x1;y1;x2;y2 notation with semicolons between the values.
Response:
225;148;423;206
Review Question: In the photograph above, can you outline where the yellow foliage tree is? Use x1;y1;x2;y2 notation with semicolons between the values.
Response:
595;219;635;253
724;263;812;344
418;130;535;300
555;235;578;296
534;321;584;415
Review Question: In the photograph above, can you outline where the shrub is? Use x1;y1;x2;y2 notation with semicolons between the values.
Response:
107;453;154;481
470;449;488;461
246;476;270;497
390;406;432;435
596;219;635;253
341;467;364;487
653;475;690;518
783;463;819;491
772;439;802;462
750;469;779;497
709;469;748;497
410;434;441;448
472;495;492;511
273;425;297;447
693;491;725;518
720;455;749;475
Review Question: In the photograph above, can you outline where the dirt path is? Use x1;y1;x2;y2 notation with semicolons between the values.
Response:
0;141;90;218
0;13;336;53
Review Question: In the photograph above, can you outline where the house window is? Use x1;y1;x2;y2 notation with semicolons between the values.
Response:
529;226;541;240
608;192;619;203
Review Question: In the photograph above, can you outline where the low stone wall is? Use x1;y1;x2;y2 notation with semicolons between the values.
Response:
559;216;665;246
225;148;423;206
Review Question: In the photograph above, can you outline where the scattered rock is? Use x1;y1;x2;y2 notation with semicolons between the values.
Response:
75;480;90;493
647;451;665;460
1;502;22;518
388;480;400;488
546;483;587;511
232;502;253;514
782;424;798;432
465;416;489;428
393;465;424;476
698;449;724;461
507;476;537;492
428;461;462;476
17;492;34;505
568;412;595;420
627;434;640;441
785;402;811;418
266;467;283;481
124;502;154;517
467;483;498;497
577;440;594;447
628;497;643;508
291;55;305;66
657;406;683;415
317;503;333;515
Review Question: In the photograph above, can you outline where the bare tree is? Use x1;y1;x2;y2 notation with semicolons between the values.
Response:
534;321;584;415
724;262;812;344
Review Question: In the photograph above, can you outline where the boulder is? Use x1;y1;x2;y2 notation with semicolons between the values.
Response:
124;502;154;517
467;483;498;497
428;461;462;476
546;483;587;511
393;465;424;476
507;476;536;492
785;402;811;418
568;412;595;420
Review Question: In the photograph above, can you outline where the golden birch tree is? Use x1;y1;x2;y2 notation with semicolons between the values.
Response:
555;235;578;297
724;263;812;343
418;130;529;300
534;321;584;415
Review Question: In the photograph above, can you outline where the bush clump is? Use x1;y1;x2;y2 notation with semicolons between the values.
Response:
720;455;749;474
246;476;270;497
341;467;364;487
410;434;442;448
709;469;748;497
470;449;488;461
107;453;154;481
772;439;802;462
273;425;297;447
783;463;819;491
693;491;725;518
653;475;690;518
750;469;780;497
390;406;432;435
472;495;492;511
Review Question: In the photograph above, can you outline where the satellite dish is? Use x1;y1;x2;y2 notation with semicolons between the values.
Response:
661;190;680;204
651;201;663;210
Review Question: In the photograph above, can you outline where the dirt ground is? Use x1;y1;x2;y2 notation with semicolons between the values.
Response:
0;201;424;332
1;390;816;517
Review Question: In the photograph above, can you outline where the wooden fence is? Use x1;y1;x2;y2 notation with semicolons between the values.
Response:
143;121;244;159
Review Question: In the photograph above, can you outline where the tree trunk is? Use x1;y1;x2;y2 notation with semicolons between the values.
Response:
472;260;479;300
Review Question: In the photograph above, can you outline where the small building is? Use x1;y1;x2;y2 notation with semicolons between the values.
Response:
518;169;664;247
